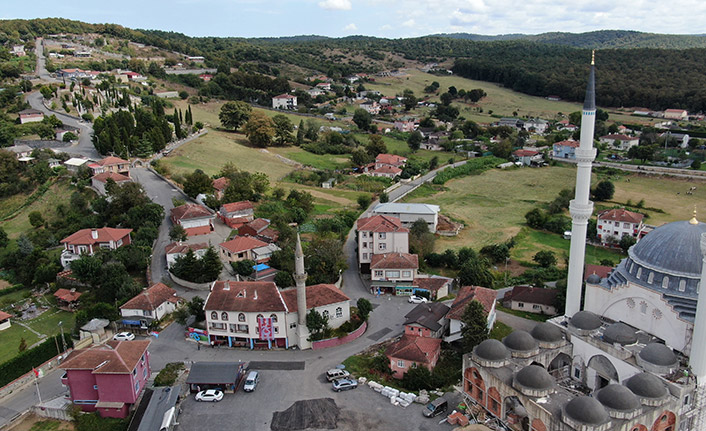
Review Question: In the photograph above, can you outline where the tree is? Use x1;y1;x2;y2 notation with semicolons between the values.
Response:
28;211;45;228
619;234;637;253
440;92;453;106
306;309;329;341
219;101;252;131
366;135;387;157
231;259;256;277
525;208;548;229
407;131;422;152
533;250;557;268
169;224;188;242
402;366;435;391
188;297;206;322
402;89;417;111
351;148;372;167
461;300;489;352
243;112;275;148
357;194;372;210
62;132;77;142
458;257;494;288
183;169;213;198
296;120;305;145
272;114;294;145
379;192;389;203
592;180;615;201
18;337;27;353
357;298;373;320
0;227;8;248
353;109;372;131
200;246;223;282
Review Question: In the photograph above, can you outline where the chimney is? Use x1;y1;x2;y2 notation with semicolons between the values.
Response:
254;290;258;300
91;229;98;239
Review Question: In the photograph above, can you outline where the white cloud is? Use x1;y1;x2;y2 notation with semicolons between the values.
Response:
318;0;352;11
380;24;392;31
402;19;415;27
344;23;358;31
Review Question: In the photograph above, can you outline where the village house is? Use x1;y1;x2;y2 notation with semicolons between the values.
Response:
503;285;559;315
11;45;26;56
661;132;691;148
370;252;419;296
386;334;442;379
120;283;181;324
556;120;578;132
596;208;644;244
54;288;82;310
360;100;380;115
219;236;280;264
165;242;208;268
0;311;12;331
512;149;542;166
212;177;229;200
315;82;332;90
306;87;325;97
64;157;90;173
445;285;497;342
218;200;254;228
170;203;215;236
90;156;130;177
523;118;549;134
412;276;453;300
599;134;639;150
356;215;409;273
91;172;132;196
375;153;407;170
18;109;44;124
199;74;213;82
371;202;440;233
403;302;450;339
663;109;688;120
394;116;417;132
60;227;133;268
552;140;580;159
498;118;524;130
272;94;297;110
5;144;33;159
60;340;151;418
368;165;401;179
280;283;350;332
239;218;278;243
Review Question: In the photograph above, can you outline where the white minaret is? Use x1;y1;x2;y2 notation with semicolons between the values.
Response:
294;232;311;349
690;227;706;430
565;51;597;317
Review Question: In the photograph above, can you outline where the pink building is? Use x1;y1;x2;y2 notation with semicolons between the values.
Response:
386;334;442;378
60;340;151;418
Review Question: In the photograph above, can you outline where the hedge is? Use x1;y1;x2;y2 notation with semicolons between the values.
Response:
0;333;73;387
432;156;505;185
0;284;26;298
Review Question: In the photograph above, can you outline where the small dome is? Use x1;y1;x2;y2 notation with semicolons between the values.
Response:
586;273;602;284
639;343;678;367
596;384;641;412
515;365;554;391
474;339;510;362
503;330;539;351
531;322;563;343
564;396;610;425
603;322;638;345
570;311;602;331
625;373;668;399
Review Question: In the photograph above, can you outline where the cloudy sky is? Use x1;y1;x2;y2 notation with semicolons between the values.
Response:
3;0;705;38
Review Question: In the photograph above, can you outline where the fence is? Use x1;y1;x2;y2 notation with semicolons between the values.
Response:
312;321;367;350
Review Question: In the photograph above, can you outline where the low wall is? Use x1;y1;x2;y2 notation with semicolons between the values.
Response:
0;350;72;401
312;321;367;350
169;272;211;290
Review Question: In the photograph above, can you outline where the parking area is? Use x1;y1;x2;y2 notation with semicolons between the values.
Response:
176;368;462;431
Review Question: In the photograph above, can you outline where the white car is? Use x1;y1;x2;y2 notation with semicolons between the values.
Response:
113;332;135;341
332;378;358;392
195;389;224;402
408;295;429;304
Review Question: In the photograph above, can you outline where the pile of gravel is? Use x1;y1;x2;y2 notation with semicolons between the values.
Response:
271;398;340;431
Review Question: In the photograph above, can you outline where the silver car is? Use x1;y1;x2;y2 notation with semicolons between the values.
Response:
332;378;358;392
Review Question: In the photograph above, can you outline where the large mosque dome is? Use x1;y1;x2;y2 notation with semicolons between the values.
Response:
630;220;706;276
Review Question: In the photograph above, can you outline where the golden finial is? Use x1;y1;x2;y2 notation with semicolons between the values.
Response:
690;206;699;225
591;50;595;66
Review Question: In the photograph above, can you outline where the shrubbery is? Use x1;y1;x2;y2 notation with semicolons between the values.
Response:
0;333;73;387
432;157;503;185
154;362;184;387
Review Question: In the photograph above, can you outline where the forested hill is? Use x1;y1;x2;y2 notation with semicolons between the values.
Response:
2;19;706;111
436;30;706;49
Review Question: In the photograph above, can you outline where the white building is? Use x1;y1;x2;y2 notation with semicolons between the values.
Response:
597;208;644;244
120;283;181;324
272;94;297;110
370;252;419;296
599;134;639;151
371;202;440;233
165;242;208;268
356;215;409;272
0;311;11;331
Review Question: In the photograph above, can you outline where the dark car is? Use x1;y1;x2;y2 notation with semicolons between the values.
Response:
423;398;448;418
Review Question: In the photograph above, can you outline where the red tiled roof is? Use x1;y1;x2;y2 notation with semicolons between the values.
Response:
504;285;557;307
600;134;635;141
205;281;287;313
257;227;278;242
370;253;419;270
447;285;497;321
244;218;270;233
57;270;77;281
356;215;408;233
212;177;230;191
385;334;441;364
597;208;644;224
280;284;350;311
0;311;11;321
97;156;129;166
92;172;131;183
54;288;82;302
584;264;613;281
61;227;132;246
171;204;213;221
273;93;296;99
165;242;208;255
220;236;268;254
554;140;579;148
60;340;150;374
413;277;452;295
665;109;687;113
120;283;178;311
376;154;407;165
220;201;254;214
513;149;539;157
372;165;402;175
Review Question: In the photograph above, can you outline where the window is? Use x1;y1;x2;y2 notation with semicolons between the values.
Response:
379;233;386;239
363;253;368;260
623;222;630;228
378;243;386;251
133;368;137;376
229;324;237;332
374;270;383;277
143;368;147;378
574;368;581;378
221;312;229;321
662;276;670;289
361;232;367;238
679;280;686;292
237;324;248;333
648;272;654;284
518;302;525;308
323;310;330;319
135;381;140;393
141;354;145;363
533;305;540;310
274;327;279;334
93;385;98;390
636;267;642;279
397;360;404;368
402;271;411;278
335;307;343;318
117;239;123;247
210;322;226;330
385;270;400;278
238;313;246;322
270;314;278;323
211;311;218;320
362;242;368;248
257;314;264;321
143;310;151;316
290;323;297;329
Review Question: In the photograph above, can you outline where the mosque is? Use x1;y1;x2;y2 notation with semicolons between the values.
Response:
461;53;705;431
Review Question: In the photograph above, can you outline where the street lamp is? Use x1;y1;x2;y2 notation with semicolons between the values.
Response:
58;321;67;353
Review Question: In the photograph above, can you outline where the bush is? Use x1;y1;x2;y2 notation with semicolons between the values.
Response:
432;157;503;185
154;362;184;386
74;412;128;431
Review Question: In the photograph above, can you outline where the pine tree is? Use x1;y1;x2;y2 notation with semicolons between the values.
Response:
173;109;182;139
461;300;489;352
186;105;193;125
179;108;183;123
200;246;223;282
296;120;305;146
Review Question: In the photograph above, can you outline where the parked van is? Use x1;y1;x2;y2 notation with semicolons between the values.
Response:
423;398;448;418
326;369;350;381
243;371;259;392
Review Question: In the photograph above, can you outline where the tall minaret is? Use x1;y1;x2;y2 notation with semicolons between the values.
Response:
293;232;311;349
565;51;597;317
690;227;706;429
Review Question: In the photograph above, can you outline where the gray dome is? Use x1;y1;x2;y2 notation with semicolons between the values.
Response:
625;372;668;399
630;220;706;276
570;311;602;331
531;322;563;343
639;343;678;367
586;273;602;284
595;384;641;411
515;365;554;391
503;330;539;351
603;322;638;345
564;396;610;425
475;339;510;361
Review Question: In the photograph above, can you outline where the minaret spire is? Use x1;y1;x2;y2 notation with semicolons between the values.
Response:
293;231;311;349
565;53;598;317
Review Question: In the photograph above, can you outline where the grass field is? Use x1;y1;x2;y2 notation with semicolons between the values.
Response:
512;228;622;267
0;308;75;365
0;180;77;238
269;147;351;171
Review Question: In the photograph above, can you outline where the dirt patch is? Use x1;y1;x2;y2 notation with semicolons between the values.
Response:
271;398;340;431
437;214;463;235
6;414;74;431
306;190;353;206
336;410;395;431
0;279;11;290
